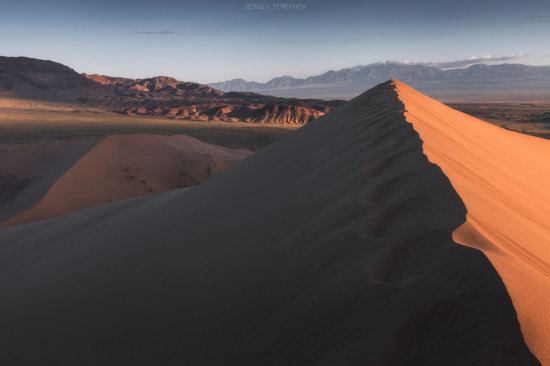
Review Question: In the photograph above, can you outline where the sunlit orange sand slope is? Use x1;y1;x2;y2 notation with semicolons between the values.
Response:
0;139;98;223
394;79;550;364
3;134;251;225
0;81;540;364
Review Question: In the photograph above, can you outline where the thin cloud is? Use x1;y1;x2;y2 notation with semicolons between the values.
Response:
134;30;176;35
524;15;550;23
401;54;527;69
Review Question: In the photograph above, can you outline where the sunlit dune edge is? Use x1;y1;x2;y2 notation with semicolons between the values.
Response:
394;79;550;364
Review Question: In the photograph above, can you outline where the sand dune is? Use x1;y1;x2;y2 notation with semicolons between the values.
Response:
0;81;539;364
3;134;251;225
0;139;99;223
394;80;550;364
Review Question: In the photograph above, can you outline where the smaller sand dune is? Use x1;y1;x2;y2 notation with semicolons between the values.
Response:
0;139;99;223
3;135;251;225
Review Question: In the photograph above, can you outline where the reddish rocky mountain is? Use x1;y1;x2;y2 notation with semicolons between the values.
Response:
0;56;342;124
84;74;224;98
0;56;111;100
84;74;342;124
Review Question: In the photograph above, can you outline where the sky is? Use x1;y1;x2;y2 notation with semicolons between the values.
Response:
1;0;550;83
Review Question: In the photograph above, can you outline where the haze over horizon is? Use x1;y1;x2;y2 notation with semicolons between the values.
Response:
1;0;550;83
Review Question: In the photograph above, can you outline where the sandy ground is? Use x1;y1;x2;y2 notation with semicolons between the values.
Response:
0;81;538;364
2;134;251;226
450;102;550;139
0;99;295;150
394;80;550;364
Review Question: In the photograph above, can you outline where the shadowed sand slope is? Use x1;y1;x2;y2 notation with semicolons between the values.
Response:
0;82;538;365
3;134;251;225
394;80;550;364
0;139;99;223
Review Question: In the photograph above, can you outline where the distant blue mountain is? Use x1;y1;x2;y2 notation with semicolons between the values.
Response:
210;63;550;92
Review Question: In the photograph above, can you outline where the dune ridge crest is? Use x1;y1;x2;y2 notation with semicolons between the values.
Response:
393;79;550;364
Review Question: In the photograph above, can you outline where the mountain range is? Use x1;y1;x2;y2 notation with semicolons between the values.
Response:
0;56;341;124
210;62;550;101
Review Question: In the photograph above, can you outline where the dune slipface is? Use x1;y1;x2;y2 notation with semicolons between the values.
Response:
394;80;550;364
0;81;539;365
